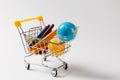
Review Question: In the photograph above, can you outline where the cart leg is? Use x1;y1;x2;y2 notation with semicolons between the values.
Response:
63;62;68;70
24;54;33;70
51;68;58;77
43;57;47;61
43;54;51;61
55;56;68;70
26;63;30;70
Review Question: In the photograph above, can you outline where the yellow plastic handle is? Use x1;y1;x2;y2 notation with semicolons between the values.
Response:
14;16;43;28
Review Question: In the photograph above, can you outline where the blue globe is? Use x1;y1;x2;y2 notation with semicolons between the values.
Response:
57;22;77;42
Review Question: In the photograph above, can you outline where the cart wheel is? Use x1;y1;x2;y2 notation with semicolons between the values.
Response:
51;68;58;77
26;63;30;70
63;63;68;70
44;57;47;61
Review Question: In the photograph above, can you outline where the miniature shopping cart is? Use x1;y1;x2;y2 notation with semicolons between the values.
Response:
14;16;71;77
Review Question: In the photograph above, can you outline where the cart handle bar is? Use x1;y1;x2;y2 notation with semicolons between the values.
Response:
14;16;43;28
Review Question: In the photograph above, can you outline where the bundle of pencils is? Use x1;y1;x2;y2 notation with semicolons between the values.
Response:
29;24;57;54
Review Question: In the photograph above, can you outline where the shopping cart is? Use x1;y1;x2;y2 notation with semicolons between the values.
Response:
14;16;71;77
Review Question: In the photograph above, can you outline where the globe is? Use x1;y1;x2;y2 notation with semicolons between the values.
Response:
57;22;77;42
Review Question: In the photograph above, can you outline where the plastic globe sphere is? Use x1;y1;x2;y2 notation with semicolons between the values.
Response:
57;22;77;42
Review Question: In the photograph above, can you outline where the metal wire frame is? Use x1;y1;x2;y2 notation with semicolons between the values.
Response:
17;21;71;76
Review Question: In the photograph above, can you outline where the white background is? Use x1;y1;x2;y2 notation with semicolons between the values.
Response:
0;0;120;80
